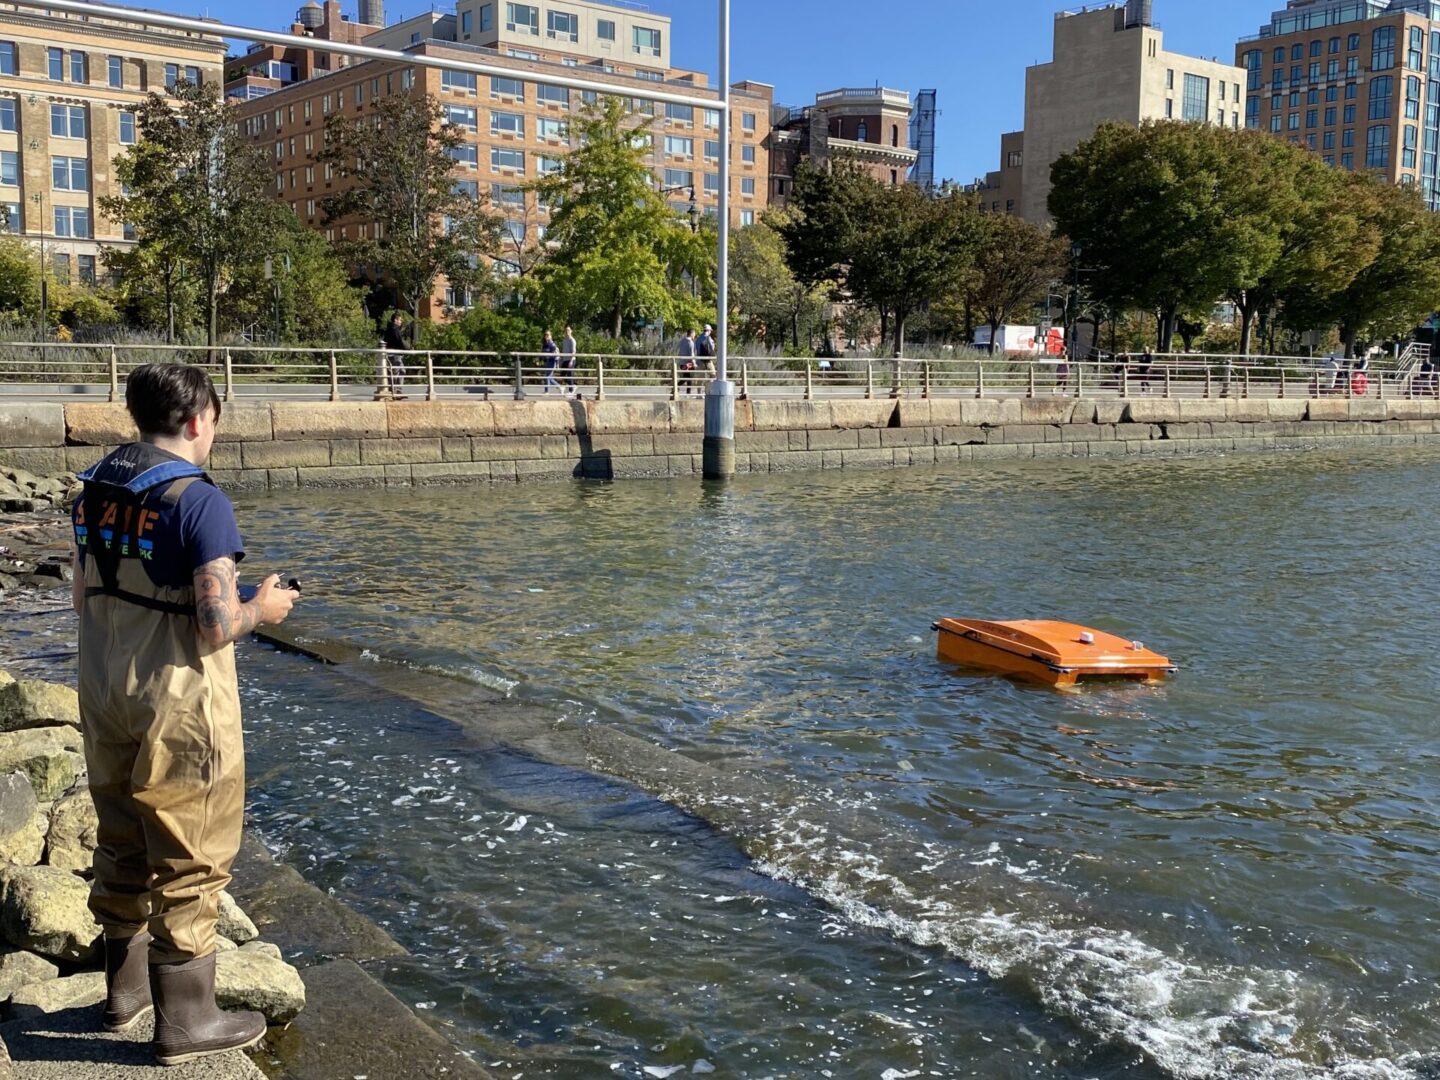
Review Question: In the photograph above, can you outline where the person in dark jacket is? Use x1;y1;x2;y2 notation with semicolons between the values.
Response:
381;314;409;399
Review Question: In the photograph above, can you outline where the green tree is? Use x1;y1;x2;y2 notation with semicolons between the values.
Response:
104;243;202;341
729;210;828;349
781;162;980;357
220;219;371;345
527;96;712;338
0;234;38;319
968;212;1067;354
320;91;502;339
1049;121;1285;353
1299;175;1440;357
103;81;285;348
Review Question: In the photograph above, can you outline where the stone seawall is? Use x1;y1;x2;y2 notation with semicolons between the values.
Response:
2;396;1439;490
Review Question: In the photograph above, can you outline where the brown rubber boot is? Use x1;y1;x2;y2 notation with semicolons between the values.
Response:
150;953;266;1066
102;930;153;1033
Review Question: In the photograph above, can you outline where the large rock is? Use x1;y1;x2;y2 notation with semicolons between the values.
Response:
0;865;100;963
0;773;36;839
0;947;58;1002
0;680;79;733
217;891;258;945
0;804;46;868
0;671;12;688
6;970;103;1018
215;947;306;1023
43;790;97;874
0;728;84;801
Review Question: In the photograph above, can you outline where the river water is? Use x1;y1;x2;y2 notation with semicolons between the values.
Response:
10;448;1440;1079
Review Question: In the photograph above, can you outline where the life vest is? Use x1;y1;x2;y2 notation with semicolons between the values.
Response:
75;443;210;617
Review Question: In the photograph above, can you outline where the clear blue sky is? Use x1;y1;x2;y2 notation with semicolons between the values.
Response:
197;0;1275;182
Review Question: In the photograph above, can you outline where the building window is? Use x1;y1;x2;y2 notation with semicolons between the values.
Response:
1374;26;1396;70
506;3;538;34
0;152;16;186
0;202;16;231
1329;36;1340;54
491;110;524;136
1344;103;1356;124
47;48;62;81
0;42;14;77
118;111;137;144
536;154;561;175
491;182;525;208
1366;124;1391;168
52;157;88;191
53;207;90;238
70;50;86;84
479;3;493;31
77;254;96;285
742;144;756;164
1348;33;1360;50
547;10;578;41
661;135;693;159
444;104;477;130
1406;75;1421;119
742;112;756;133
443;70;478;94
51;253;70;283
1343;127;1355;147
1273;46;1284;64
491;75;524;100
461;9;472;34
1182;73;1210;122
1306;108;1317;129
537;116;564;140
453;179;478;198
1246;96;1259;128
663;168;692;188
597;18;615;41
1369;75;1393;120
703;139;719;160
1166;68;1174;90
1270;114;1282;133
0;100;13;134
492;147;525;172
666;102;693;124
1288;111;1300;130
448;144;478;168
50;104;86;139
1292;43;1303;61
740;177;755;196
633;26;661;56
1324;130;1335;149
1409;26;1424;70
107;56;123;88
1325;106;1336;125
165;63;179;91
536;83;568;107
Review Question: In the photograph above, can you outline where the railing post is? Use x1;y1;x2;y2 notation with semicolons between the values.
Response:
108;345;118;403
1075;361;1083;398
425;351;436;401
976;363;985;399
1347;368;1354;399
1164;366;1171;399
1028;364;1036;399
1243;368;1251;399
596;358;606;400
1122;364;1129;398
328;350;340;401
1204;366;1211;398
1378;368;1386;400
223;347;234;403
864;360;873;400
513;354;526;400
1278;366;1286;399
921;360;931;400
740;360;750;400
804;361;813;401
670;361;679;402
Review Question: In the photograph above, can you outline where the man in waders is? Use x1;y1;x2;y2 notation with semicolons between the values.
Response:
70;363;297;1065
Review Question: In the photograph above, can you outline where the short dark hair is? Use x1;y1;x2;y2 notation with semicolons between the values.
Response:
125;363;221;437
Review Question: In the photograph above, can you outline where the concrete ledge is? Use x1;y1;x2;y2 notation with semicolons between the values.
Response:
1266;399;1309;421
1307;399;1349;421
1020;398;1076;424
491;399;580;436
412;461;493;485
0;447;69;476
64;403;135;445
0;404;64;448
360;438;443;465
1124;400;1181;424
668;400;705;433
272;402;388;441
471;435;548;461
1348;399;1387;421
751;400;833;431
584;400;670;435
241;440;332;470
1177;400;1229;423
386;401;495;439
296;465;385;488
216;403;273;443
830;400;896;428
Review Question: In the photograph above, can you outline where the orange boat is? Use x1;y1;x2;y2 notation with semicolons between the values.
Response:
933;618;1176;688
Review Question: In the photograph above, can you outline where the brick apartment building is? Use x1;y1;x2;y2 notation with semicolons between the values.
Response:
768;85;919;206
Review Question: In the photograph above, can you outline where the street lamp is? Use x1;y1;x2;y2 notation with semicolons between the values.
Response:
29;189;45;344
658;182;698;234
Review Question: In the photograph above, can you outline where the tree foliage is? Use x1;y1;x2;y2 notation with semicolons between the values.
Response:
729;210;828;349
780;162;981;356
320;91;502;334
968;213;1067;353
103;81;284;347
528;96;713;337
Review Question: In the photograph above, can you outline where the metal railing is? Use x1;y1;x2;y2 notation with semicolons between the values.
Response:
1;342;1438;403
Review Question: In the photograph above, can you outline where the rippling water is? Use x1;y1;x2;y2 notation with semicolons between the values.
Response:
12;448;1440;1078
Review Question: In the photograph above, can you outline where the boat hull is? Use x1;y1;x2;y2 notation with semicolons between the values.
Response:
934;618;1174;688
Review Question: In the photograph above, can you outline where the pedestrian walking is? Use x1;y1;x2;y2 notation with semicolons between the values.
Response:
381;313;410;400
71;364;298;1065
678;329;697;394
562;325;578;396
542;329;560;393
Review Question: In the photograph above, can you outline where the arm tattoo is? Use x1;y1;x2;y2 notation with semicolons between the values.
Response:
194;557;261;645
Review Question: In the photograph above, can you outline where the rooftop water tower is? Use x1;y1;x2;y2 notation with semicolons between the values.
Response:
357;0;384;26
296;1;323;29
1124;0;1153;29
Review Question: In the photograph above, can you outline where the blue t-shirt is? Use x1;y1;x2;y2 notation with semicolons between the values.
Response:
73;445;245;591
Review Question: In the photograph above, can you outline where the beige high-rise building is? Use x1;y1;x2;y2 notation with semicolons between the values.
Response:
0;3;225;285
976;1;1245;223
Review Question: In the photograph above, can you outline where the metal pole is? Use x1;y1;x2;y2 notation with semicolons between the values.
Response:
804;360;813;401
328;350;340;402
864;360;873;400
425;350;435;401
513;354;525;400
108;345;118;403
702;0;736;480
223;347;234;403
596;358;605;400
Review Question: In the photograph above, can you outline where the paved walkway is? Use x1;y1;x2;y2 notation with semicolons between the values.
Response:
0;1010;264;1080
